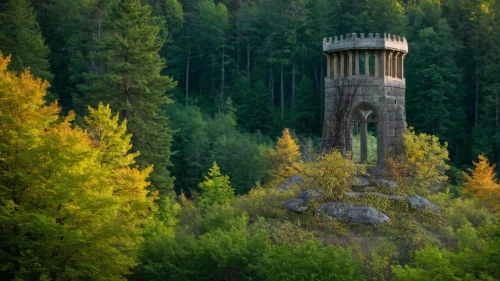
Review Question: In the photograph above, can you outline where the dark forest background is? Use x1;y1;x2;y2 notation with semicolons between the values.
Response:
1;0;500;195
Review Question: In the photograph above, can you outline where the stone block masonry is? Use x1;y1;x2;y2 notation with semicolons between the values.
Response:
322;33;408;166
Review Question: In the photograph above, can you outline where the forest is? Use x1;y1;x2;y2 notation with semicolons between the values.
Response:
0;0;500;280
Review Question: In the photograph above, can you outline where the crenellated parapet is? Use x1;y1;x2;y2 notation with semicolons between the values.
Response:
323;33;408;81
323;33;408;53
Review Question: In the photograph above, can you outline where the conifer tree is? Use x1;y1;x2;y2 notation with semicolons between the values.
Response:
463;154;500;211
292;76;320;135
79;0;176;195
406;19;466;163
198;162;234;207
0;0;52;81
268;128;303;183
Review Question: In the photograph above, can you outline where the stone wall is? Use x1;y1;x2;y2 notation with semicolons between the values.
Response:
323;77;406;166
322;33;408;166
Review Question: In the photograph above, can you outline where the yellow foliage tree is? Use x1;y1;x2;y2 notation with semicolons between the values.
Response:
268;128;303;184
0;54;155;280
386;127;449;190
302;149;363;200
463;154;500;212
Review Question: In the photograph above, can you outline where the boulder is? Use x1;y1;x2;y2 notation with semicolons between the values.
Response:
277;175;303;191
351;176;371;187
285;198;308;213
315;202;390;224
346;192;406;202
374;179;399;189
360;186;376;192
298;188;322;202
408;195;440;212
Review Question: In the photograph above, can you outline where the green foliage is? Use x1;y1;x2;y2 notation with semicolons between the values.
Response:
360;0;407;35
145;0;184;34
134;203;269;281
387;128;450;191
232;78;276;134
0;0;52;81
78;0;176;195
170;104;268;196
234;186;295;219
6;1;500;280
352;131;378;163
393;222;500;281
292;76;321;135
198;162;234;207
0;57;155;280
251;241;365;281
406;17;466;163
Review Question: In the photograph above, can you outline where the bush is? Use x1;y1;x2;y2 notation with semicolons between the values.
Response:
302;149;363;200
386;127;449;191
251;241;365;281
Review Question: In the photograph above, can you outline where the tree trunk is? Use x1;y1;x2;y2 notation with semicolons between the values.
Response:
475;53;479;124
496;92;499;127
312;61;320;98
247;37;251;87
281;63;284;120
237;36;240;72
270;66;274;106
496;91;499;167
185;49;191;105
220;45;225;112
291;61;296;109
319;58;325;132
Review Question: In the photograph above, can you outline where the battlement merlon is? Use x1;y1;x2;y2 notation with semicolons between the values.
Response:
323;33;408;53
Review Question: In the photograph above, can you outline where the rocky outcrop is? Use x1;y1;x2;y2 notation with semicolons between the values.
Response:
285;198;308;213
374;179;399;189
346;192;439;212
351;176;371;187
277;175;303;191
408;196;440;212
315;202;390;224
346;192;406;202
346;192;440;212
298;188;322;203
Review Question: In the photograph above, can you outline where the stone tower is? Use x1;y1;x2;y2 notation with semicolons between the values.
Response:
322;33;408;166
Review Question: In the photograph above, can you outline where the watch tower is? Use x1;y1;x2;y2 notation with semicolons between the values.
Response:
322;33;408;166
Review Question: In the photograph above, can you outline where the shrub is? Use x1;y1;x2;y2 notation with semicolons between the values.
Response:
302;149;363;200
386;127;449;191
251;241;365;281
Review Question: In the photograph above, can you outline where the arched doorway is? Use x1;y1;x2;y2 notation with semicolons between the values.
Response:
351;103;378;164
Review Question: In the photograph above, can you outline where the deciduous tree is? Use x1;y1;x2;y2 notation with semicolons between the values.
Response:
387;128;449;190
0;55;155;280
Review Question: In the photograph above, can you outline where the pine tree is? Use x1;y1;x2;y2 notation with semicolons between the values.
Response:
268;128;303;183
406;19;467;163
0;0;52;81
79;0;176;195
292;76;320;135
198;162;234;207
